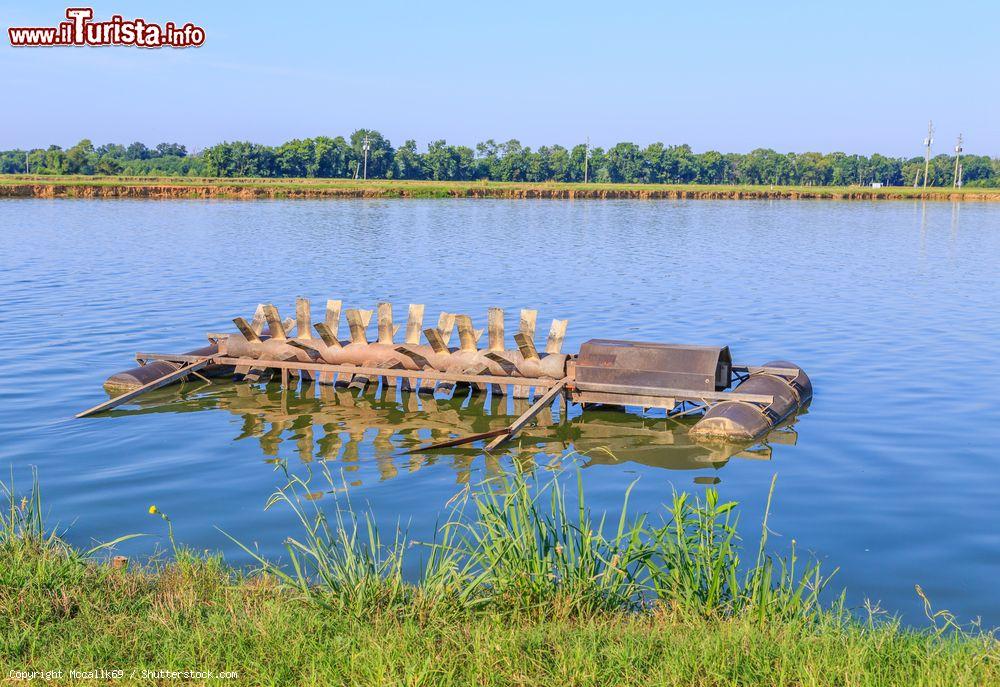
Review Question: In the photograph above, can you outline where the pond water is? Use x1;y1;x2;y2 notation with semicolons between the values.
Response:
1;198;998;626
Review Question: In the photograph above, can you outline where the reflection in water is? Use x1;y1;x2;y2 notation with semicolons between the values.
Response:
109;379;800;492
950;201;960;249
919;200;929;258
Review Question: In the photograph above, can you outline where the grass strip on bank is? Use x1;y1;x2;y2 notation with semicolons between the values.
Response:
2;467;997;686
1;174;998;200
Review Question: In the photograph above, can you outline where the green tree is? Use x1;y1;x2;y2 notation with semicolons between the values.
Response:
202;141;276;177
528;146;553;181
155;142;187;157
276;139;316;177
662;144;698;183
96;143;126;159
868;153;901;186
124;142;152;161
476;140;501;179
65;139;96;174
0;149;27;173
455;145;478;180
95;156;122;175
390;140;424;180
567;144;588;182
494;140;530;181
793;152;827;186
28;147;64;174
314;136;352;178
589;147;609;183
423;140;459;181
548;145;570;181
695;151;726;184
961;155;993;186
641;143;666;183
606;142;642;182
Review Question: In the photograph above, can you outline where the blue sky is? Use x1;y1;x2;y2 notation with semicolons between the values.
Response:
2;1;997;155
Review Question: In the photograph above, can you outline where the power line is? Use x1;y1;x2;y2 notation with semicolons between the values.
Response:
922;120;934;189
953;133;963;188
362;134;371;181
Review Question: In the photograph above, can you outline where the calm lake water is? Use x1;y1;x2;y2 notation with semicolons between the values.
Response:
1;198;998;626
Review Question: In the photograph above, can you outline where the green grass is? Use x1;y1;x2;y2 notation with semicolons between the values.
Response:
2;467;997;686
1;173;997;200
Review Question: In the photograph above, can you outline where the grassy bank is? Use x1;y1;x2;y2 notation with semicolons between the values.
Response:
1;174;998;201
2;469;997;685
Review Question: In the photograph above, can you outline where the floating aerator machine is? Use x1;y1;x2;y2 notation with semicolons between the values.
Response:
80;299;812;448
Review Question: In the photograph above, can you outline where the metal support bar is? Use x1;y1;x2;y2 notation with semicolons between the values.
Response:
731;364;800;377
573;390;676;410
485;377;569;450
667;402;715;419
572;380;773;405
188;369;212;384
77;358;212;418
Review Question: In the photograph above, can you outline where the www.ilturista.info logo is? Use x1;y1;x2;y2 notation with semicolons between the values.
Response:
8;8;205;48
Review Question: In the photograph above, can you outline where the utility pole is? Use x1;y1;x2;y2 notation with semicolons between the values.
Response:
583;136;589;184
922;120;933;189
362;134;371;181
953;133;963;188
25;151;29;174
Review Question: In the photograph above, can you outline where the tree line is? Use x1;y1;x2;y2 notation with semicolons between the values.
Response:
2;131;998;187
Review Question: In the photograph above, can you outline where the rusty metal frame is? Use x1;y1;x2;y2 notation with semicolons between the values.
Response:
77;357;213;418
666;400;718;419
570;380;773;405
730;364;801;377
135;352;565;390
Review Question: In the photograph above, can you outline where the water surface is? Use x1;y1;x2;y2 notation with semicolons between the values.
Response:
1;198;997;625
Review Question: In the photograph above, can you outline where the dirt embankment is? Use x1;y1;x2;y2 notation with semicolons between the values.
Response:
2;183;998;201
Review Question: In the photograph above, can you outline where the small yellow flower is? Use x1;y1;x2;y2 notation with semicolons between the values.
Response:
148;505;158;515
